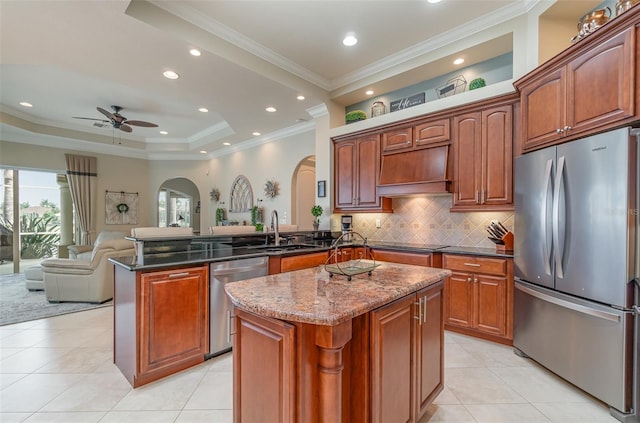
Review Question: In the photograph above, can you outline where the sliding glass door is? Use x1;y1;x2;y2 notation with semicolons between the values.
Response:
0;168;63;274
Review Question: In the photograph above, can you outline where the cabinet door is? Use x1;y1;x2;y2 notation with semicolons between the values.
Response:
520;67;566;150
233;309;296;423
373;249;432;267
139;266;208;376
280;251;328;272
415;282;444;419
474;274;507;337
370;294;415;423
382;127;413;153
335;140;356;209
415;118;450;148
356;135;381;208
452;112;481;208
443;271;473;328
567;28;634;136
481;105;512;206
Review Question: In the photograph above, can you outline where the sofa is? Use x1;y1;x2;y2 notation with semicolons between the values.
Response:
40;236;135;303
67;231;127;260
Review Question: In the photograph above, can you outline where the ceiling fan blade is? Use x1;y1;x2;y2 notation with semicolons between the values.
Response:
119;124;133;133
125;120;158;128
97;107;114;120
73;117;110;122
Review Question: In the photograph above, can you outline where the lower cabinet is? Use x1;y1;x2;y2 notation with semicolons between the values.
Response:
231;281;444;423
114;264;209;388
443;254;513;344
233;309;296;423
370;280;444;423
372;249;434;267
270;251;329;274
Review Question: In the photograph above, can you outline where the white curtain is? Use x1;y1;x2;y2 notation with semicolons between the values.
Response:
65;154;97;245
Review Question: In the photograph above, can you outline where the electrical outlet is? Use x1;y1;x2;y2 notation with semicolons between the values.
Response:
375;219;381;228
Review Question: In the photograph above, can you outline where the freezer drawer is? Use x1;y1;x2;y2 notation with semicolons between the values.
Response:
514;280;634;414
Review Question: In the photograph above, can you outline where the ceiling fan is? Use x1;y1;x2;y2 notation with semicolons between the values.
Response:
73;105;158;133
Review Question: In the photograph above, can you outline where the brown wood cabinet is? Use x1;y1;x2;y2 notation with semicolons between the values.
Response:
334;134;392;212
114;264;209;387
278;251;328;273
381;118;450;154
372;249;433;267
516;24;636;152
443;254;513;344
370;280;444;423
233;309;296;423
451;101;513;211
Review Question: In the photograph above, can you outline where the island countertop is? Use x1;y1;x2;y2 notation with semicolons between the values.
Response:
225;260;451;326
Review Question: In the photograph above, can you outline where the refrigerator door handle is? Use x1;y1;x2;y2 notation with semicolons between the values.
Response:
541;159;553;275
553;156;566;279
516;283;621;322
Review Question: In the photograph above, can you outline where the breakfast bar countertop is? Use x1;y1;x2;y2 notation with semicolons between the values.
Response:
224;261;451;326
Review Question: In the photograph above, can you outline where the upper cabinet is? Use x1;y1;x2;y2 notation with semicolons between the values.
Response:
381;118;450;154
451;98;514;211
515;15;638;152
334;134;392;213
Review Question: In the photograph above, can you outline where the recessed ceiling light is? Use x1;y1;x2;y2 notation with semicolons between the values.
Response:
365;90;374;95
190;49;202;57
199;150;207;154
19;101;33;107
265;106;277;113
160;131;168;135
223;142;231;146
427;0;441;3
252;132;261;136
198;107;209;113
453;58;464;65
163;70;179;80
343;34;358;47
297;95;305;101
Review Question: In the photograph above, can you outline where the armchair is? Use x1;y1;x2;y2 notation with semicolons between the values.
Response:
68;231;127;260
41;237;134;303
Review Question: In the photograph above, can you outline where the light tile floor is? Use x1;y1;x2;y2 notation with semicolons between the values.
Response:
0;306;618;422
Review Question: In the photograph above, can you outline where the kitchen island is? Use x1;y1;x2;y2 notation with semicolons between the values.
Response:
225;261;451;423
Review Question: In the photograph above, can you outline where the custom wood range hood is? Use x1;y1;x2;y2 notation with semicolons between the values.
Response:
377;144;451;196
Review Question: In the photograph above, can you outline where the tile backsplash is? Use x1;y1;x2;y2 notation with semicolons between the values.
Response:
330;195;514;248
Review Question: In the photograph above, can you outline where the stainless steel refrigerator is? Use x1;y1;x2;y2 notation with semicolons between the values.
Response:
514;127;639;422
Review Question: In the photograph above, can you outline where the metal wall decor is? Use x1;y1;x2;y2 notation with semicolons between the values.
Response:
105;190;139;224
436;75;467;99
209;187;220;202
264;179;279;199
229;175;253;212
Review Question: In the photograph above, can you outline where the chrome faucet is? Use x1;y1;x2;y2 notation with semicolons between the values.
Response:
271;210;280;246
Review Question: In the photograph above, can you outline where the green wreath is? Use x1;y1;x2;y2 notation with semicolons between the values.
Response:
116;203;129;213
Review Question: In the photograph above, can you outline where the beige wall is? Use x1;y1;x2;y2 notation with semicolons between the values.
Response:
147;129;317;232
0;140;152;237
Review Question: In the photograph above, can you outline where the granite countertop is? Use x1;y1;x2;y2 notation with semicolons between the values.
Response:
225;261;451;326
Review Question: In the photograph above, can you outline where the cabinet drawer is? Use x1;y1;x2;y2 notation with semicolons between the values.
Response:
443;255;507;276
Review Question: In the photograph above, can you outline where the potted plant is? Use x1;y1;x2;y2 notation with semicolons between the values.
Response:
469;77;486;90
215;207;226;226
345;110;367;124
311;205;323;231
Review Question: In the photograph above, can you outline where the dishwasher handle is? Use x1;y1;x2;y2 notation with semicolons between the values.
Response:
212;264;268;277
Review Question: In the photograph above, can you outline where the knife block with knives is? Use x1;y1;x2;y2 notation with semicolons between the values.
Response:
486;221;514;253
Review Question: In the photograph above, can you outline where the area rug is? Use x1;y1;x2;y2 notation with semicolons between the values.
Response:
0;273;112;326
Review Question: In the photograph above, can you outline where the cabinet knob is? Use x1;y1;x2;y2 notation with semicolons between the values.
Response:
467;277;472;282
564;125;572;131
556;128;564;134
474;277;478;283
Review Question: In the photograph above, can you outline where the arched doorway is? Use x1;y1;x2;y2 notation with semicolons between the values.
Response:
291;156;316;230
158;178;201;234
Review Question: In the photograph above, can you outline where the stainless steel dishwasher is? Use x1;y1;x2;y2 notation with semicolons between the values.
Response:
208;256;268;358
